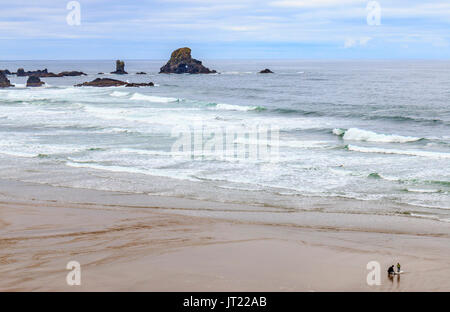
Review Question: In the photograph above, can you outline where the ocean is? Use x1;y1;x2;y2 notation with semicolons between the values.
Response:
0;60;449;222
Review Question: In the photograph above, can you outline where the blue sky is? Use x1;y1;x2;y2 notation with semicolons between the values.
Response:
1;0;450;59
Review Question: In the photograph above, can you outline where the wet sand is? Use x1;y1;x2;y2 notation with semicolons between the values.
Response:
0;179;449;291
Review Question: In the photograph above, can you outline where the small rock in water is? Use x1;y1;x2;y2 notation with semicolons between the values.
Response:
26;76;45;87
259;68;274;74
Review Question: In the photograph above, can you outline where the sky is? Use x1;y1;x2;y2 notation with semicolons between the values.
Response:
1;0;450;59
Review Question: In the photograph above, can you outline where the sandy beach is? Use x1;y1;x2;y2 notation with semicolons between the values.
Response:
1;178;449;292
2;0;450;297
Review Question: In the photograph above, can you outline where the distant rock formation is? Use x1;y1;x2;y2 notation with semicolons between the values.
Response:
17;68;49;77
58;71;87;77
26;76;45;87
125;82;155;87
136;72;147;75
0;71;14;88
259;68;274;74
17;68;57;77
75;78;154;87
111;60;128;74
16;68;26;76
160;47;216;74
16;68;86;77
0;69;11;75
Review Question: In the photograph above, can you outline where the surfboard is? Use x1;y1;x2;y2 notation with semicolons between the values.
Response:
394;271;404;275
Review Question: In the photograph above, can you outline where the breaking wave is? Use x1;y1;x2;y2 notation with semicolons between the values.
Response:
334;128;422;143
209;103;266;112
130;93;179;103
346;144;450;159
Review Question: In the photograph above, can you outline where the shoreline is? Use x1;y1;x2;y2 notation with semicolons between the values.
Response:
0;178;449;291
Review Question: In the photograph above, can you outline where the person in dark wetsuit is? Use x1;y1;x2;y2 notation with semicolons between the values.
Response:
388;265;395;275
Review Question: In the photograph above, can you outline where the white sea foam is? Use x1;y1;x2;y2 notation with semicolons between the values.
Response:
332;128;346;136
130;93;178;103
406;188;441;193
211;103;263;111
347;145;450;159
83;105;130;119
119;148;186;157
410;213;440;220
234;138;329;149
335;128;421;143
110;91;129;97
222;71;252;75
97;127;132;134
65;162;197;181
0;150;37;158
66;162;156;176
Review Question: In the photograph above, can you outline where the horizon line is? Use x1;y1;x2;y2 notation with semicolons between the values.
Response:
2;58;450;62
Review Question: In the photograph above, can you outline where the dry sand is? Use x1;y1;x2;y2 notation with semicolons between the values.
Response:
0;179;449;291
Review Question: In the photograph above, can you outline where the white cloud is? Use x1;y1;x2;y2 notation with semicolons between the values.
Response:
223;25;262;32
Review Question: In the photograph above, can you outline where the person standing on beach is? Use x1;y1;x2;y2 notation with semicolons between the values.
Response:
397;263;401;273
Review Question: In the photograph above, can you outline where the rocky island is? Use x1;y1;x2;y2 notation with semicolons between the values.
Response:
160;47;216;74
111;60;128;75
75;78;154;87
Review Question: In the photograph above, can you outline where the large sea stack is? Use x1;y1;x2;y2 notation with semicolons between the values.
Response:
111;60;128;74
159;47;216;74
26;76;45;87
0;71;14;88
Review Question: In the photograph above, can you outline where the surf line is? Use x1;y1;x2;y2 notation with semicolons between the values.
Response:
183;296;218;310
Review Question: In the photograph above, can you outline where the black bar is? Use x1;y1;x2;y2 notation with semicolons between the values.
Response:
0;292;447;310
